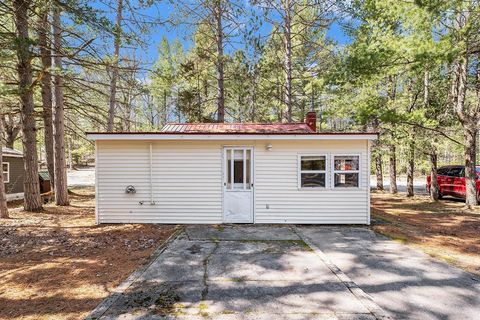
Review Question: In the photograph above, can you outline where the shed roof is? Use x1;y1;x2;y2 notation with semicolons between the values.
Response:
2;147;23;157
160;122;315;134
39;171;50;181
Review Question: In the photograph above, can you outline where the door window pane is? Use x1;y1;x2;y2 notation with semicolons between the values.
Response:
233;150;244;189
334;173;359;187
234;159;244;183
226;150;232;189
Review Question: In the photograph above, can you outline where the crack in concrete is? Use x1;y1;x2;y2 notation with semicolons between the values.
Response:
200;241;219;302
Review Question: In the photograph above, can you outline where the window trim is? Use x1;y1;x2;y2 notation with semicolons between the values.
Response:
223;146;254;192
331;154;361;189
2;162;9;184
298;154;328;189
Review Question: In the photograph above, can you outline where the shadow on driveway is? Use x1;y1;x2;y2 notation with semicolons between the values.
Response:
90;225;480;320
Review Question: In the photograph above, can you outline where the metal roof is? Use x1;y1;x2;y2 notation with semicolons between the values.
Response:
2;147;23;157
38;171;50;181
86;132;378;141
160;122;315;134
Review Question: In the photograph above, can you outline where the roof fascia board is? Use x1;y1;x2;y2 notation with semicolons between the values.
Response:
2;154;23;158
86;133;378;141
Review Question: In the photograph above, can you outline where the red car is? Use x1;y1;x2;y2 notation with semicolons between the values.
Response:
426;165;480;200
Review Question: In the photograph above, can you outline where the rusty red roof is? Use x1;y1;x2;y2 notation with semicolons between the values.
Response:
160;122;315;134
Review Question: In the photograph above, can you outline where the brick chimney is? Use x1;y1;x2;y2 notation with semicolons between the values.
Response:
305;111;316;132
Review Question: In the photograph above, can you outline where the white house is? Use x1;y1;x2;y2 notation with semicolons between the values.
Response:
86;112;377;225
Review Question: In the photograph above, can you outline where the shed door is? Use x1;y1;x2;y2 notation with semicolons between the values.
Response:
223;147;254;223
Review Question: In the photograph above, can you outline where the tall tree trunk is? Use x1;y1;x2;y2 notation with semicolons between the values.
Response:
372;119;383;190
375;154;384;191
430;149;439;201
107;0;123;131
389;144;398;194
283;0;293;122
406;139;415;197
13;0;42;211
38;7;55;189
0;121;9;219
464;125;477;206
52;5;69;206
215;3;225;122
452;55;478;206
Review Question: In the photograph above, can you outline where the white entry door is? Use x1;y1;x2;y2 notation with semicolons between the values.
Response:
223;147;254;223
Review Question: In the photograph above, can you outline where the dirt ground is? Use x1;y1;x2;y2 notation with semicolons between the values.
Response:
0;187;177;320
371;191;480;276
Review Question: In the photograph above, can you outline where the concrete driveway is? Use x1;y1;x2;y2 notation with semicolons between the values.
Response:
88;226;480;320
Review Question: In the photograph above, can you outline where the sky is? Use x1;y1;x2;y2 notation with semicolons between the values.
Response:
93;1;353;74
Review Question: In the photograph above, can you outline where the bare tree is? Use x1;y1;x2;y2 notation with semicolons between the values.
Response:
13;0;43;211
52;4;69;205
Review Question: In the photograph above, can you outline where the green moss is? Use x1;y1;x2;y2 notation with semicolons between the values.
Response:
375;230;409;244
214;225;225;232
221;310;236;314
198;302;209;317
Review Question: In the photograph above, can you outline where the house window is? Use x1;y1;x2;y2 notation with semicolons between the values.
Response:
2;163;9;183
299;155;326;188
333;155;359;188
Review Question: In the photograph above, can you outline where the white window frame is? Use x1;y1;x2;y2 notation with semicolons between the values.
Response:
2;162;9;183
298;154;328;189
331;154;361;189
223;146;254;192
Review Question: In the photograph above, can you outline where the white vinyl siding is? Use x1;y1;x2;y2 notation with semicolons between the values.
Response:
96;141;223;224
95;139;370;224
254;140;369;224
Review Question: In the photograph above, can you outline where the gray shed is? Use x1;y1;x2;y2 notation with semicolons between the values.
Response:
2;147;24;200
